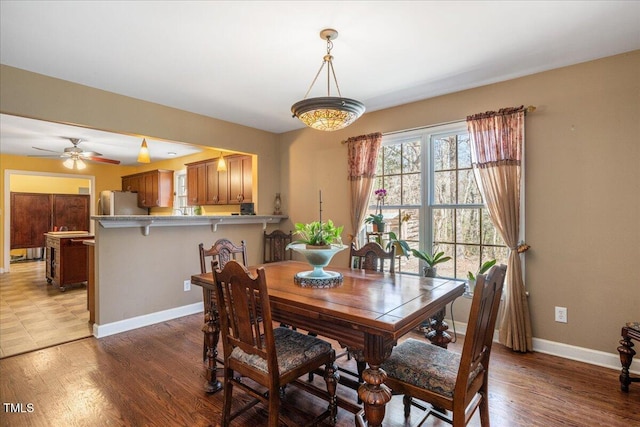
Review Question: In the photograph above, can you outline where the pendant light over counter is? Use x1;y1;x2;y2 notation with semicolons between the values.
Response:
291;28;365;132
137;138;151;163
217;150;227;172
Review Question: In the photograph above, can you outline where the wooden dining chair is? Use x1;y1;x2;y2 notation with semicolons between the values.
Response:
212;260;339;427
380;264;507;427
349;241;395;273
198;239;247;363
263;229;293;263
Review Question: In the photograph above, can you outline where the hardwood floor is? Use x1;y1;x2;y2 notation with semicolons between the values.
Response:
1;313;638;426
0;260;91;358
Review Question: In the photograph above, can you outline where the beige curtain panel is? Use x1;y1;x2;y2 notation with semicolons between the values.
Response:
346;132;382;243
467;106;533;352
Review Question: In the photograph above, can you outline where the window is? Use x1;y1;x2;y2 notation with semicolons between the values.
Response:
367;123;509;278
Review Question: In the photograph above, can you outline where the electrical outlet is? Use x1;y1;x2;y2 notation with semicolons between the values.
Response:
183;279;191;291
555;306;567;323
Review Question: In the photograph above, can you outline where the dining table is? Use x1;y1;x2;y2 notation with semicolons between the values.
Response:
190;260;465;427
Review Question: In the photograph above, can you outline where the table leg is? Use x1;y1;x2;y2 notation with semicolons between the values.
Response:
202;294;222;394
618;327;635;392
426;307;452;349
356;334;393;427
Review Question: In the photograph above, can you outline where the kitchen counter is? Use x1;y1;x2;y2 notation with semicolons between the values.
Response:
92;214;288;236
44;232;94;291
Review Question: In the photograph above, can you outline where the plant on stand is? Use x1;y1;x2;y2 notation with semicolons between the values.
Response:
466;259;497;294
292;220;343;249
411;249;452;277
364;188;387;233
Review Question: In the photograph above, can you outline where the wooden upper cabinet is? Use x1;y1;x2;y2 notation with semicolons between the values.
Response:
227;155;252;204
186;162;206;205
205;159;228;205
122;170;174;208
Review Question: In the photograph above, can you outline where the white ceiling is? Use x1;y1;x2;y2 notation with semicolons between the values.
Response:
1;1;639;165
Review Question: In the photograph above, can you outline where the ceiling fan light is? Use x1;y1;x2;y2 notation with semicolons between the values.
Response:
63;158;75;169
137;138;151;163
75;159;87;170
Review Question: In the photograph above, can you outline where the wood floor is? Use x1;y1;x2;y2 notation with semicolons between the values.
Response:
1;312;638;427
0;260;91;358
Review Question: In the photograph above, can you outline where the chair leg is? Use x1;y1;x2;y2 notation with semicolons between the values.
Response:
267;384;281;427
618;331;636;392
479;390;490;427
323;361;339;424
222;368;234;427
402;395;412;419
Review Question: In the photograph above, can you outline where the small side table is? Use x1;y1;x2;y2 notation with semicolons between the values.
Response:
617;321;640;392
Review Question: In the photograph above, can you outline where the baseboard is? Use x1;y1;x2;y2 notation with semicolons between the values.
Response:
93;302;203;338
450;321;640;375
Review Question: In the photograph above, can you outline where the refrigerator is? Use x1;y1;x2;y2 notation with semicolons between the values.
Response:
99;191;148;215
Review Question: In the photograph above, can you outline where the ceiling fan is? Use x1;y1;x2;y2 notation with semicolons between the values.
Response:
31;137;121;169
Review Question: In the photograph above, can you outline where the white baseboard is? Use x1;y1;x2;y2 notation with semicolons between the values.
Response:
93;302;203;338
450;321;640;375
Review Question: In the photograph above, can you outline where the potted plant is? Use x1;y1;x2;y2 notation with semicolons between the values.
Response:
411;249;452;277
466;259;497;294
364;213;385;232
385;232;410;258
291;220;343;249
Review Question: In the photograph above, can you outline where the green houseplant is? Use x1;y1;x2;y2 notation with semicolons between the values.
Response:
292;220;343;249
364;213;385;232
411;249;452;277
385;232;410;258
466;259;497;293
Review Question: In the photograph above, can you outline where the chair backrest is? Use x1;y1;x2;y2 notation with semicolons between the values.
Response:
263;229;293;263
349;241;395;273
199;239;247;274
212;260;278;377
455;264;507;398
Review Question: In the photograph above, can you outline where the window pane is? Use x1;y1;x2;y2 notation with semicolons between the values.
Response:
434;243;455;278
402;209;420;241
402;141;421;173
457;244;480;280
457;134;471;168
433;135;456;171
385;175;401;206
456;208;480;244
481;209;504;246
402;173;421;205
433;208;454;243
434;170;455;204
384;144;402;175
458;169;482;204
482;246;509;268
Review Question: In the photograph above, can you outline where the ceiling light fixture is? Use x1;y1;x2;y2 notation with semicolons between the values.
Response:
217;150;227;172
63;156;86;170
137;138;151;163
291;28;365;132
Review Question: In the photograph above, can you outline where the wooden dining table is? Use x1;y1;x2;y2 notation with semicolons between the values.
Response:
190;260;465;427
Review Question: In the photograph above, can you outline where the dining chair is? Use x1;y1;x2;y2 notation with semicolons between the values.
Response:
349;241;395;273
380;264;507;426
198;239;247;362
212;260;339;427
263;229;293;263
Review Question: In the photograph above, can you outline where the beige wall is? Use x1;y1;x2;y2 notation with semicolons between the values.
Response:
1;51;638;356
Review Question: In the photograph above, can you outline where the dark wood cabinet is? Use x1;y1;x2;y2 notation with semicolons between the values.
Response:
11;193;51;249
186;162;206;205
45;233;93;291
10;192;89;250
205;159;228;204
122;169;174;208
186;155;252;207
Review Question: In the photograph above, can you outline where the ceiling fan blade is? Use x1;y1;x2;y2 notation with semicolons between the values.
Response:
28;154;63;158
86;156;121;165
79;151;103;157
32;146;61;154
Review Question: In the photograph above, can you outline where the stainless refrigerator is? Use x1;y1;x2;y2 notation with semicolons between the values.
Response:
99;191;147;215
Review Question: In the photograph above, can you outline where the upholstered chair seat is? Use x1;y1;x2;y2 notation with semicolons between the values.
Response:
382;338;483;397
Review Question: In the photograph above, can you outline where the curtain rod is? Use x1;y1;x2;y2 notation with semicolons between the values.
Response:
342;105;536;142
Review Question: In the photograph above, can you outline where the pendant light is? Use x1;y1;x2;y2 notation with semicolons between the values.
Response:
217;150;227;172
137;138;151;163
291;28;365;132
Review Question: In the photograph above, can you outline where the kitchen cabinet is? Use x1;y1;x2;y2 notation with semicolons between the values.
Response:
10;193;89;250
45;232;93;291
227;155;252;204
122;169;174;208
10;193;51;249
185;158;229;206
